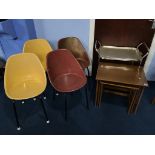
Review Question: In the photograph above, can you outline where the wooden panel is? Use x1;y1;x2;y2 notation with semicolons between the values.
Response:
94;19;154;47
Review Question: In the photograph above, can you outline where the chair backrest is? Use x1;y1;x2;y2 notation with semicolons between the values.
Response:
23;39;53;70
58;37;90;68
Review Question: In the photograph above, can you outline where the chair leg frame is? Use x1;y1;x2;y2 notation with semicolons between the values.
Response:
86;67;90;77
52;88;56;100
11;94;50;131
54;85;88;122
85;84;89;110
40;98;50;124
53;88;59;100
0;67;5;77
64;94;68;121
12;101;21;131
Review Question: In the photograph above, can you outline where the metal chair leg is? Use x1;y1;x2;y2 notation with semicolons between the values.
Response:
42;92;47;100
85;84;89;110
86;67;90;77
52;88;56;100
64;94;68;121
80;88;83;106
40;99;50;124
53;88;59;100
12;101;21;131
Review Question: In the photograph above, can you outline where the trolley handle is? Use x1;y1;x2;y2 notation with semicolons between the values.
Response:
95;40;101;54
137;42;150;60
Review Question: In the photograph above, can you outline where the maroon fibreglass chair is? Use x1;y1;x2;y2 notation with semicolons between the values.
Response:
46;49;89;120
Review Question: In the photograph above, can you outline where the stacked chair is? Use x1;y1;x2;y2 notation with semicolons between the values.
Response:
23;38;53;70
23;38;53;99
58;37;90;76
4;37;90;129
58;37;90;111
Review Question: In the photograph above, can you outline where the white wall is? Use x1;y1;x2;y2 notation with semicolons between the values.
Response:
34;19;94;74
34;19;90;50
88;19;95;72
144;33;155;80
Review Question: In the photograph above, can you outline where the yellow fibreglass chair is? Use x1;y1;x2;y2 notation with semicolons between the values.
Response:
23;38;53;97
23;39;53;70
4;53;50;131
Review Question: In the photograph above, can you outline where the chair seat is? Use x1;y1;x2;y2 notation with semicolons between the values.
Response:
52;73;86;92
7;79;45;100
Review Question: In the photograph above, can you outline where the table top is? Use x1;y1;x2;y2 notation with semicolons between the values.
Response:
98;46;141;61
96;62;148;87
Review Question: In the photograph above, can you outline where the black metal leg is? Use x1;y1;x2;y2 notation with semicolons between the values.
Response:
85;84;89;110
40;99;50;124
86;67;91;92
42;92;47;100
80;88;83;106
55;91;59;96
64;94;68;121
12;101;21;131
52;88;56;100
0;68;5;80
53;88;59;100
86;67;90;77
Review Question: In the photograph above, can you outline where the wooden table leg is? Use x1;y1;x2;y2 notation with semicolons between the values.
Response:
129;87;144;114
131;88;140;113
98;82;103;106
128;88;139;114
131;89;140;113
133;87;144;114
128;89;133;107
95;80;99;106
97;81;101;107
152;97;155;104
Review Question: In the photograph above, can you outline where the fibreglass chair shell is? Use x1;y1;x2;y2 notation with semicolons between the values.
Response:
58;37;90;69
46;49;87;93
4;53;47;100
23;38;53;70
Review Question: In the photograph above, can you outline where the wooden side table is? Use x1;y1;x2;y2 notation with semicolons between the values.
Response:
95;62;148;114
